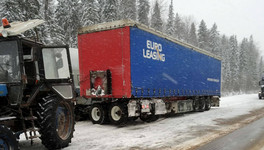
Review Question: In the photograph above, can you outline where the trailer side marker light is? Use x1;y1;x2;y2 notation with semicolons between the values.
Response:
2;18;11;28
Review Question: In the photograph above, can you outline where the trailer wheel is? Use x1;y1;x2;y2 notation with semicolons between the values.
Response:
199;98;205;112
0;125;19;150
89;104;107;124
37;95;75;150
193;98;199;112
109;103;128;125
205;98;211;111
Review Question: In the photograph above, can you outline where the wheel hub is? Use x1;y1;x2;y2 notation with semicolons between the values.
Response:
56;103;72;140
111;106;122;121
91;107;101;121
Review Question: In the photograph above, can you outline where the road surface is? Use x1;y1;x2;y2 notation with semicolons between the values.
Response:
196;116;264;150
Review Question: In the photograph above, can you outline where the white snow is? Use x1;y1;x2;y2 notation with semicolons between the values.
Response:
20;94;264;150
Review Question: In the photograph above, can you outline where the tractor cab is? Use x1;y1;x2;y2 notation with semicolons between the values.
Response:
0;18;75;149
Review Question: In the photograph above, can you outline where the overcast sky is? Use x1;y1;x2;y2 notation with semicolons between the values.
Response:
158;0;264;53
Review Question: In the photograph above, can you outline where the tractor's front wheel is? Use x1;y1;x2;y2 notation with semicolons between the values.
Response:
0;125;19;150
37;95;75;150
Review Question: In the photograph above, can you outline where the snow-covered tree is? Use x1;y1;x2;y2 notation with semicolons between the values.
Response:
165;0;174;36
188;23;198;47
238;38;249;92
229;35;240;92
209;23;220;55
150;0;163;31
55;0;81;47
0;0;24;22
173;13;186;41
137;0;150;26
80;0;100;26
198;20;209;50
119;0;136;20
103;0;118;22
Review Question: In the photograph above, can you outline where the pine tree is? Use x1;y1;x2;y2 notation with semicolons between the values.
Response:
165;0;174;36
0;0;24;22
188;23;198;47
103;0;118;22
39;0;57;44
137;0;150;26
248;36;259;91
80;0;100;26
220;35;231;94
150;0;163;31
174;13;184;41
209;23;220;55
119;0;136;20
238;38;249;92
55;0;81;47
229;35;240;92
198;20;209;51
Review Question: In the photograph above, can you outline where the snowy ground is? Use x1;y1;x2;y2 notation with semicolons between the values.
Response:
20;94;264;150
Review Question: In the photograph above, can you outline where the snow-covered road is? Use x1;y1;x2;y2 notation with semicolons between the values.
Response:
20;94;264;150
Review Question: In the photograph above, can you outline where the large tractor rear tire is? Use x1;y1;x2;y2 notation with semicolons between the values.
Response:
0;125;19;150
37;95;75;150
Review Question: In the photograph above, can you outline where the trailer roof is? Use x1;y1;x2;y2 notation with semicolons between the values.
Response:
78;20;221;60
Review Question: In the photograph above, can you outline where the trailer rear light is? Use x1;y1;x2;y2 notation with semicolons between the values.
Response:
2;18;11;28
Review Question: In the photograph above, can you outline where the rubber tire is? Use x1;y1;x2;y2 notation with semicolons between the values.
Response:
193;98;199;112
37;95;75;150
205;98;211;111
0;125;19;150
199;98;205;112
89;104;108;124
109;103;128;125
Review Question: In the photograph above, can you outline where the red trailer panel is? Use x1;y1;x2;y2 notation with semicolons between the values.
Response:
78;27;131;98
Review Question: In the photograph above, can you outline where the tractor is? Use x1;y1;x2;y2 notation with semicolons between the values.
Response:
0;18;75;149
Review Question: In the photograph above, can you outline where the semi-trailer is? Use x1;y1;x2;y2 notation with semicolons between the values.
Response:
78;20;221;125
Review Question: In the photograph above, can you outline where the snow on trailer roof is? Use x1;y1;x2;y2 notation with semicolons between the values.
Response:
78;19;221;61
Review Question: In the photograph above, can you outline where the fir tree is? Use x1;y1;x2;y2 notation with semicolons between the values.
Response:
209;23;220;55
229;35;239;92
174;13;184;40
80;0;100;26
165;0;174;36
137;0;150;26
119;0;136;20
188;23;198;47
150;0;163;31
198;20;209;50
103;0;118;22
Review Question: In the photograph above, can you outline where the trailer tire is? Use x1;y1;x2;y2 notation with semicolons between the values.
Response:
205;98;211;111
37;95;75;150
199;98;205;112
193;98;199;112
109;103;128;125
0;125;19;150
89;104;107;124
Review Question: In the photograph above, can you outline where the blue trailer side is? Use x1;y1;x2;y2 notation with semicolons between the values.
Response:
130;27;221;98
